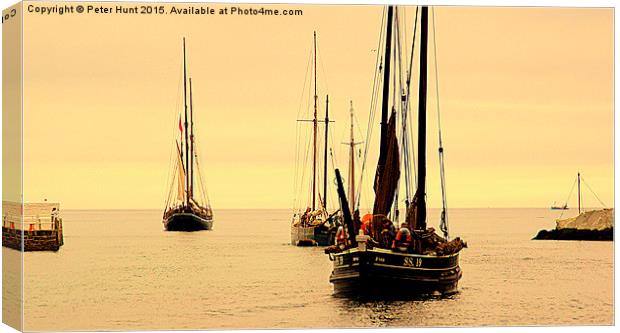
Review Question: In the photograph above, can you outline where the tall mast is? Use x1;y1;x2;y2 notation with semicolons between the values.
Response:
312;31;318;211
189;78;195;199
379;6;394;157
323;95;329;210
182;38;190;207
578;172;581;214
348;101;356;213
415;6;429;230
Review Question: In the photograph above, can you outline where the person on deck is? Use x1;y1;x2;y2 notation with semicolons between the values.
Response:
376;217;395;248
353;210;361;235
335;224;347;249
392;223;413;251
51;208;59;223
301;207;311;226
360;213;372;235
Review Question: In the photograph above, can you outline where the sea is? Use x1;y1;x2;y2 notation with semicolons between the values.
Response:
4;208;614;330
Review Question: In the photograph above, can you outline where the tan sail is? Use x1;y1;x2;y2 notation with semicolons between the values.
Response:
175;141;186;202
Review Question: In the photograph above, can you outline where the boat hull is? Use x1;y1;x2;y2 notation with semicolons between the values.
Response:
329;247;461;298
291;225;335;246
164;213;213;231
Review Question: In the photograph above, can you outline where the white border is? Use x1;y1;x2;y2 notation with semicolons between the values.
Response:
0;1;617;333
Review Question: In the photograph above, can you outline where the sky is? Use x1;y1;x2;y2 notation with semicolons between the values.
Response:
16;1;613;209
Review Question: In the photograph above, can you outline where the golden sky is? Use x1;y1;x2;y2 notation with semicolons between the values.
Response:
19;2;613;209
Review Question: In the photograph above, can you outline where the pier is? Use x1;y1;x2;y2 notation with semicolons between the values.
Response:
2;202;64;251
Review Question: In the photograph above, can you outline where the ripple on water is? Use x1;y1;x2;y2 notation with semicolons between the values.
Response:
20;209;614;330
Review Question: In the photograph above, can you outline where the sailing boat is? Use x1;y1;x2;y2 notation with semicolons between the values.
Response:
162;38;214;232
291;32;339;246
550;202;569;210
326;6;466;297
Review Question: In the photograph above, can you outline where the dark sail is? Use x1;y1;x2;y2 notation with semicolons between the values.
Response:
372;110;400;218
378;6;394;168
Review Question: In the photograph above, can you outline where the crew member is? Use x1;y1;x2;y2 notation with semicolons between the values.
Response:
301;207;311;226
51;207;59;223
392;223;412;250
335;224;347;249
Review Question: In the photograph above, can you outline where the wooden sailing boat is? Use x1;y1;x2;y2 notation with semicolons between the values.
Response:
162;38;214;232
291;32;339;246
326;6;466;297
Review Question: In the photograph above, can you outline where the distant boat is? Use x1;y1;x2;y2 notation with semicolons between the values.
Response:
325;6;466;297
162;38;214;232
550;202;568;210
291;32;339;246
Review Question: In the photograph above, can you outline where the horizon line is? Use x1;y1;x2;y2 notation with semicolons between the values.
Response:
53;206;613;211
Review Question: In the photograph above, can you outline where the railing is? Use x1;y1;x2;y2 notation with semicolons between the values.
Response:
2;214;62;231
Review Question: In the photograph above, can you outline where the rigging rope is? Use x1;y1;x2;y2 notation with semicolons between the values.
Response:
558;176;577;219
581;176;607;208
163;67;186;212
432;7;450;239
292;46;313;211
405;7;419;190
192;132;212;208
293;43;319;212
356;6;387;211
396;6;415;205
317;43;330;95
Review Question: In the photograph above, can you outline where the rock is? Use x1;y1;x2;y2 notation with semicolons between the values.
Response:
556;208;614;230
533;208;614;241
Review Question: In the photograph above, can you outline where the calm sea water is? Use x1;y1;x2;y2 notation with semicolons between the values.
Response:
8;208;613;330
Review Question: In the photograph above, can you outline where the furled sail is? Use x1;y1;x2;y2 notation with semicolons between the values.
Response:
372;110;400;220
175;141;187;202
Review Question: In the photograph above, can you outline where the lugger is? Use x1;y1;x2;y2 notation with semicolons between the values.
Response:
325;5;466;298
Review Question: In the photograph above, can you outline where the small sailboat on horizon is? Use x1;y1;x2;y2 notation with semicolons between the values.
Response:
550;202;569;210
162;38;214;232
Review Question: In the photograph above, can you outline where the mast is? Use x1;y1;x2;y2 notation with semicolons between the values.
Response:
578;172;581;214
189;78;195;200
348;101;356;213
335;169;357;246
182;38;190;207
415;6;429;230
379;6;394;157
312;31;318;211
323;95;329;210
